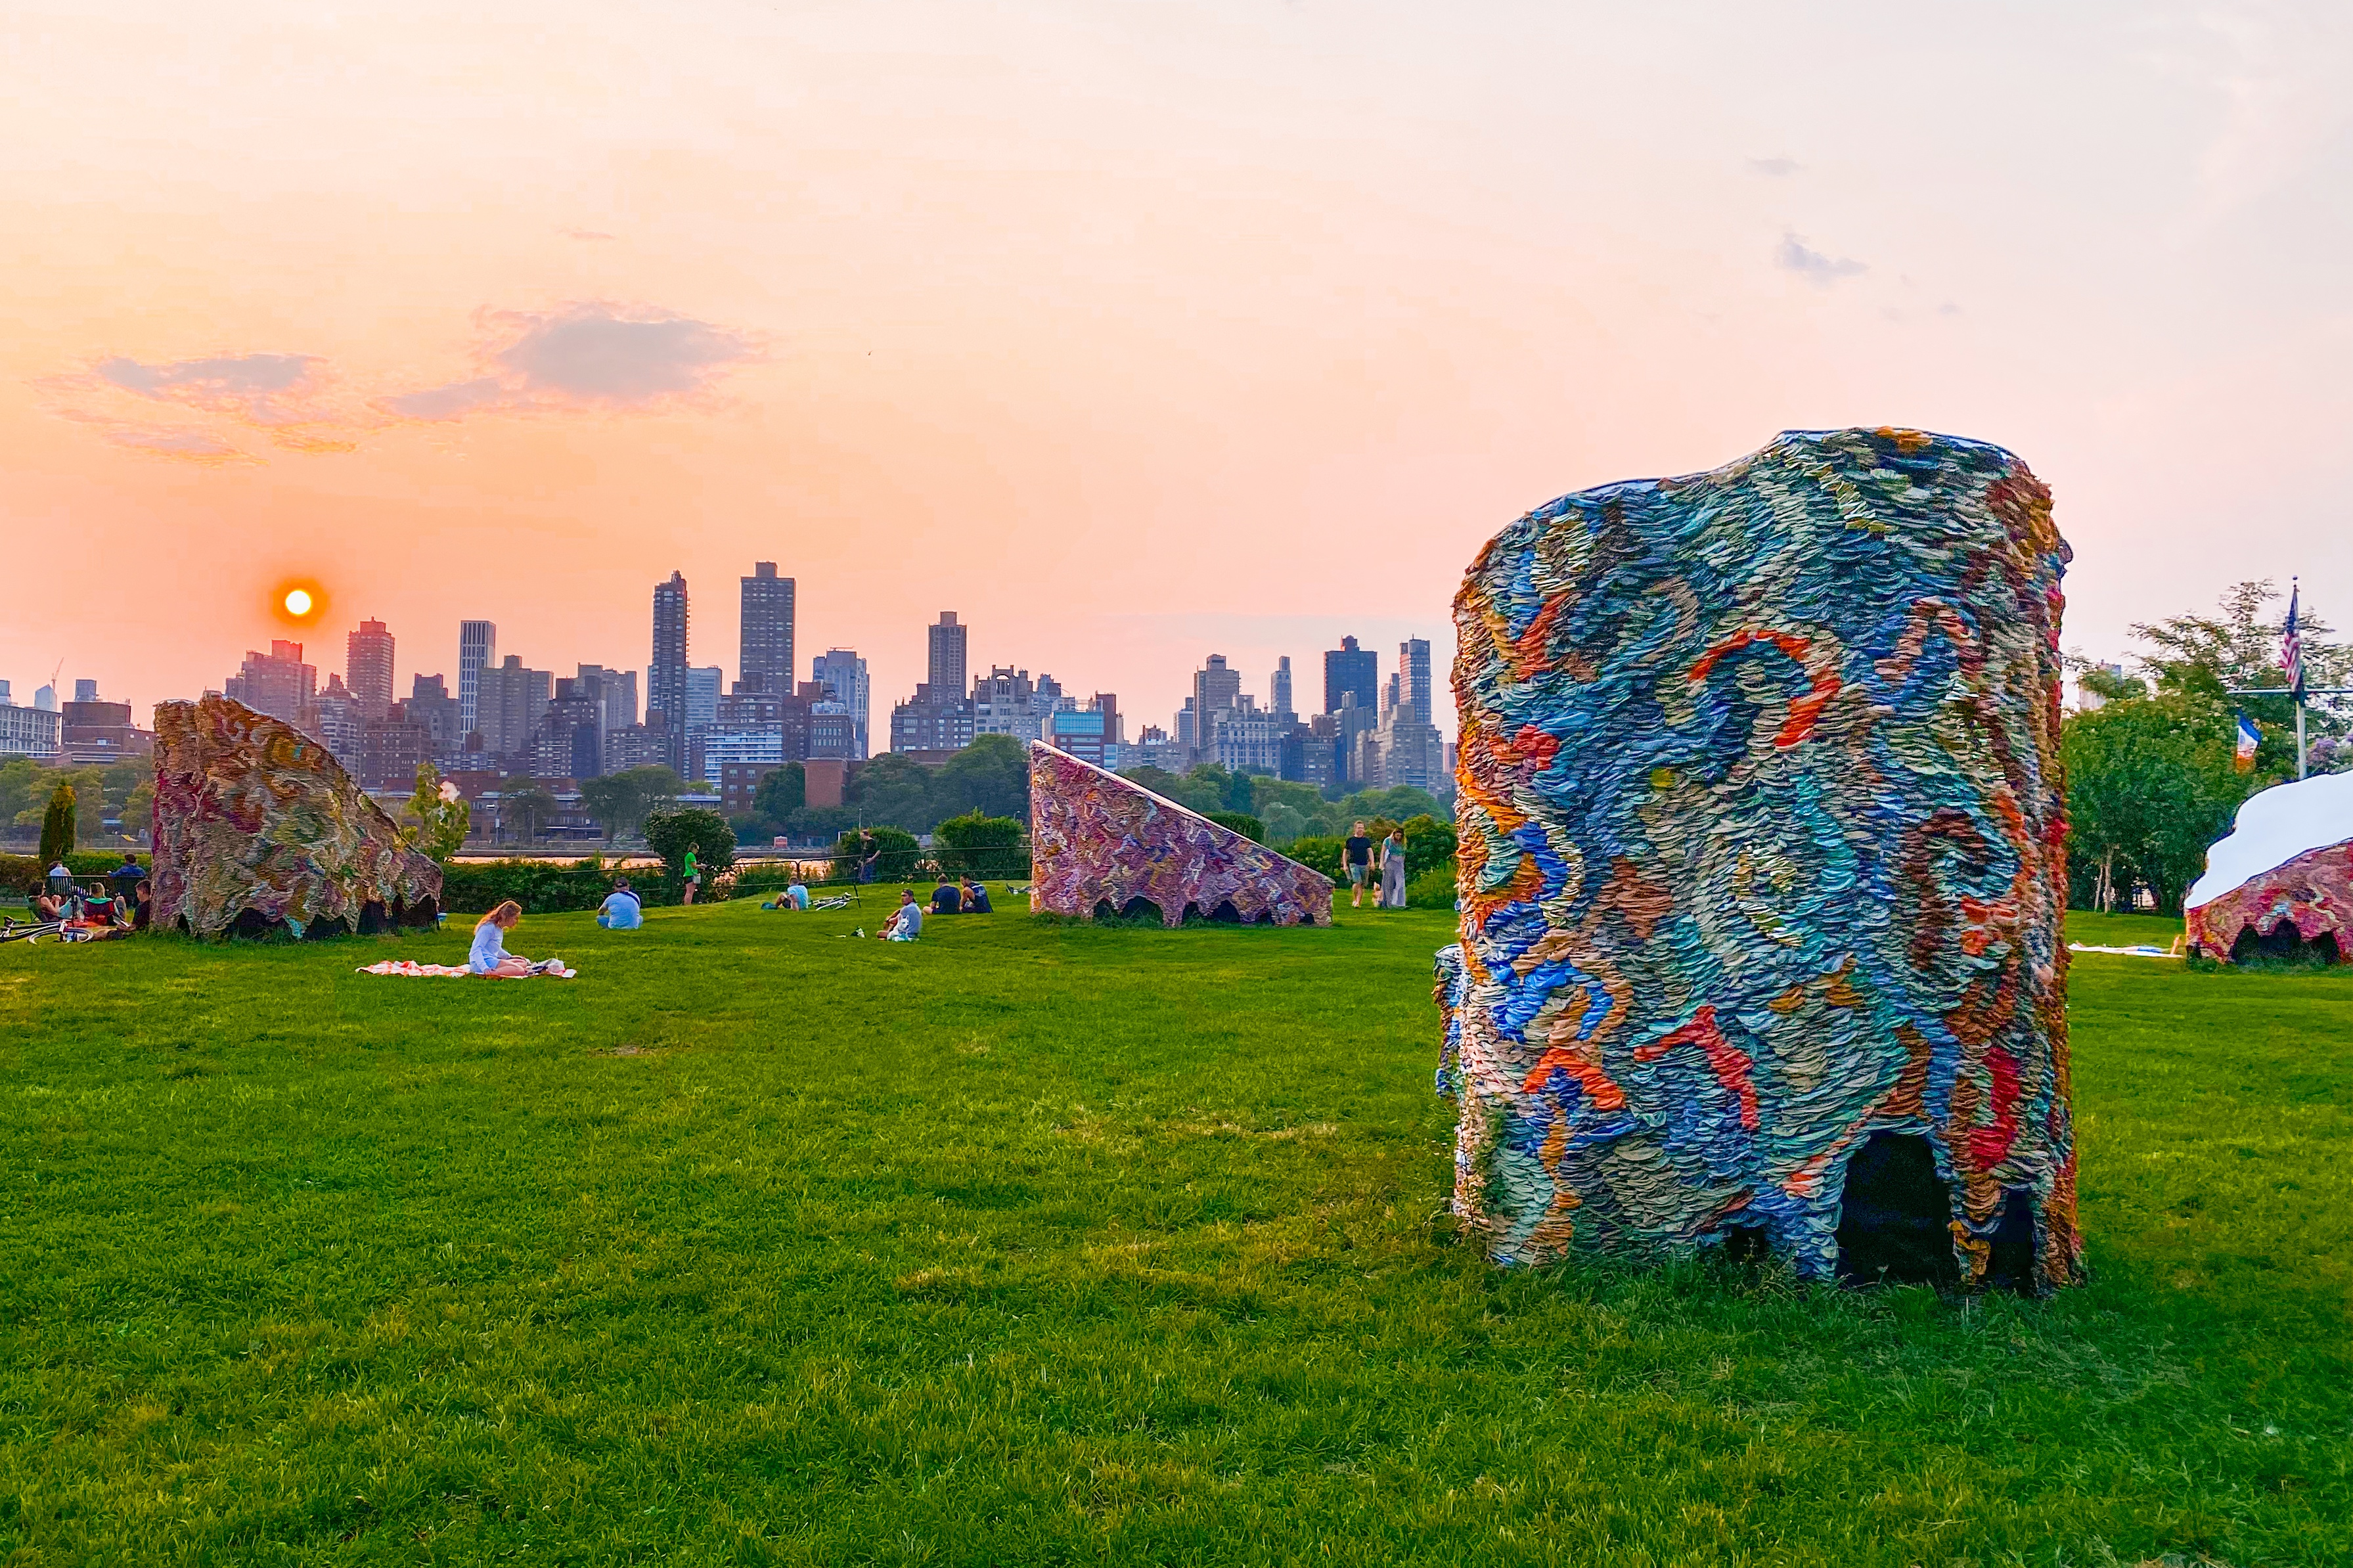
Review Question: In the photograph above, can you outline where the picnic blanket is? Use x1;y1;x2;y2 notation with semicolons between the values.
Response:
2065;943;2181;958
356;959;577;978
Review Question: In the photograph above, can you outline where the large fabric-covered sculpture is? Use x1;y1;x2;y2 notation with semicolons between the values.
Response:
1028;742;1331;926
152;694;442;939
1448;428;2078;1292
2184;772;2353;963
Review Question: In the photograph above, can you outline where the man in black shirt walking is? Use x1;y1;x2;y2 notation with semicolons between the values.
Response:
1343;821;1374;909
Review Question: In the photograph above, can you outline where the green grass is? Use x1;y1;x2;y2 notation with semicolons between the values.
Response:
1;900;2347;1565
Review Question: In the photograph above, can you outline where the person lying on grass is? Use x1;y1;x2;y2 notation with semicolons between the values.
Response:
468;900;559;977
875;888;923;942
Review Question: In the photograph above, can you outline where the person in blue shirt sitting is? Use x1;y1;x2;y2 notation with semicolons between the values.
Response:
930;875;962;916
596;878;643;930
959;876;992;913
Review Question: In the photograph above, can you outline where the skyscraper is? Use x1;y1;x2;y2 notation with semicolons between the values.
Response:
1188;654;1242;762
458;620;495;740
740;562;796;695
811;648;870;759
1270;656;1293;718
1398;638;1433;725
686;666;722;728
224;641;318;727
649;571;688;768
1324;636;1379;715
927;612;968;699
347;619;395;721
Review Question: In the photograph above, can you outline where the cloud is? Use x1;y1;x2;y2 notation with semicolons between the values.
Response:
1775;233;1868;284
95;351;323;424
377;302;760;421
1747;157;1800;177
376;376;508;421
51;408;257;464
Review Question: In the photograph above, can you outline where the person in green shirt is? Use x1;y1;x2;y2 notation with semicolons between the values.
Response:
681;845;702;905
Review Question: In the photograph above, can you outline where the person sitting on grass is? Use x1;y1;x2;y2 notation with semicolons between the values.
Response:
786;878;809;910
875;888;923;942
31;891;66;925
930;874;962;916
468;900;552;977
960;875;992;914
596;878;643;931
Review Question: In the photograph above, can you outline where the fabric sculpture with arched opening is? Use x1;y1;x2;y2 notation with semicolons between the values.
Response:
152;694;443;940
1445;428;2080;1293
1027;742;1332;926
2184;772;2353;966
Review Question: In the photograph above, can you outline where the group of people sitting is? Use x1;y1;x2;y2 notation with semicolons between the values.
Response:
27;855;150;931
867;874;995;941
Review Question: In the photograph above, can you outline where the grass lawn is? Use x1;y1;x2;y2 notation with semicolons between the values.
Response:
1;897;2348;1565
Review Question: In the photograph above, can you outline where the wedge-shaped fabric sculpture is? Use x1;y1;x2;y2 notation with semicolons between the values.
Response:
1448;428;2078;1292
1028;742;1332;926
152;694;443;939
2185;772;2353;964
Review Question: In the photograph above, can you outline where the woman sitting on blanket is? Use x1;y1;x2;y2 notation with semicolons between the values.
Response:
469;900;556;977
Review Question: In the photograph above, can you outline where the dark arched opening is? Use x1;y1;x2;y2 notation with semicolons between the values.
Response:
1835;1132;1960;1289
1207;899;1243;924
1117;897;1163;924
2230;923;2343;968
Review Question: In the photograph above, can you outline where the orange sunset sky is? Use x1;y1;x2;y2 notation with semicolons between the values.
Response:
5;1;2349;734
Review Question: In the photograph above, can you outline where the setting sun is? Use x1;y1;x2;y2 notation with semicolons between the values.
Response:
282;589;313;617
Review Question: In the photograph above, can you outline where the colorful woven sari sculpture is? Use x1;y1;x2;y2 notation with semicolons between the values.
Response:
152;694;444;939
1448;428;2080;1291
1027;742;1332;926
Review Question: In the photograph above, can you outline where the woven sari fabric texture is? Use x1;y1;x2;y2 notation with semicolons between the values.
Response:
1449;428;2079;1290
1027;742;1332;927
2186;843;2353;960
152;695;443;939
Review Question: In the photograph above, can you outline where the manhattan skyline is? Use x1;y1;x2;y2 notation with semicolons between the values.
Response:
5;2;2348;728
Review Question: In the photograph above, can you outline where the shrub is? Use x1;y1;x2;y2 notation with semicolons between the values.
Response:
1288;836;1343;882
1401;814;1458;875
0;851;146;895
933;811;1027;879
438;859;677;916
1407;861;1460;909
1205;811;1264;843
828;826;921;884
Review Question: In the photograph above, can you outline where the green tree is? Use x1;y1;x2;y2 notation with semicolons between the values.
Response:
575;765;683;844
1337;785;1446;825
644;807;736;887
1115;765;1184;799
38;784;76;864
401;761;472;860
752;763;806;821
2118;579;2349;757
120;778;155;841
1205;811;1264;841
504;784;558;844
847;752;936;831
1;759;48;829
933;735;1029;821
2063;691;2251;914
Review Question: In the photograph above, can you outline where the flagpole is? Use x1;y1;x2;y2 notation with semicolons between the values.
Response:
2297;696;2307;780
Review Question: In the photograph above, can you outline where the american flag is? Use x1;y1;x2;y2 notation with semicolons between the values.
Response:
2281;581;2304;700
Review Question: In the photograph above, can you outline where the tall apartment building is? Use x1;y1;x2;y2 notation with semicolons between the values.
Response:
1186;654;1243;762
405;674;463;757
811;649;870;758
310;675;364;761
458;620;496;740
1324;636;1379;717
928;612;968;698
347;619;395;720
889;613;975;753
224;640;317;727
1270;656;1294;718
1396;638;1433;724
479;655;552;760
973;666;1041;742
58;687;151;765
648;571;689;768
739;562;796;695
1378;638;1443;792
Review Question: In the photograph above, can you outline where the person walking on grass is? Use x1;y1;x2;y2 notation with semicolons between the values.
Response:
1379;824;1408;909
1343;821;1374;908
681;845;701;905
468;900;554;977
